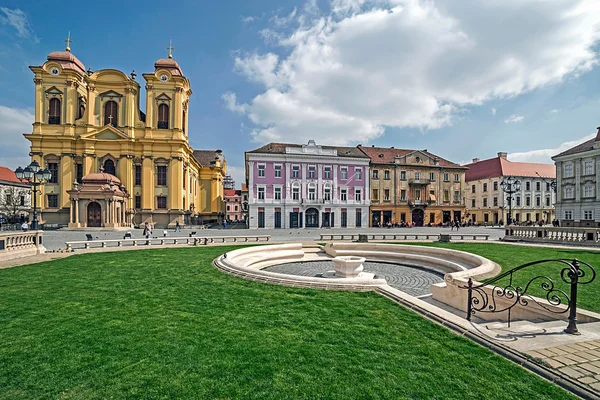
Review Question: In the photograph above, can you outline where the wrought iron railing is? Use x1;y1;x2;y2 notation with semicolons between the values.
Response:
462;258;596;334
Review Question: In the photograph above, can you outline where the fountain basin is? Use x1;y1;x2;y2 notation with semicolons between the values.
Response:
332;256;366;278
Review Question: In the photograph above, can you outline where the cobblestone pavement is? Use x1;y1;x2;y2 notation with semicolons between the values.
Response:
264;260;444;297
36;226;505;251
526;340;600;393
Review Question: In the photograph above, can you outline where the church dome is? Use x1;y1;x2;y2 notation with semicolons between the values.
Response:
154;57;183;76
81;172;121;185
47;50;86;75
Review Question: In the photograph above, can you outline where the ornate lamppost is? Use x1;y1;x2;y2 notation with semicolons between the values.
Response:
14;161;52;230
500;176;520;226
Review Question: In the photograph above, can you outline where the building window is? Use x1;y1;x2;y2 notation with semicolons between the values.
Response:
157;196;167;209
49;98;61;124
443;173;449;182
292;184;300;200
158;104;169;129
429;172;435;181
516;196;521;206
483;198;488;207
546;197;550;207
48;162;59;184
584;185;594;198
415;189;421;201
355;188;362;202
47;194;58;208
415;172;421;181
355;168;362;180
384;170;390;180
400;190;406;201
493;197;498;207
483;183;487;192
356;209;362;227
371;189;378;201
454;191;460;203
564;163;574;178
134;165;141;185
400;171;406;180
104;100;118;126
341;188;347;201
182;109;186;134
471;184;476;193
546;182;551;191
444;190;449;202
584;160;594;175
308;185;316;201
135;195;141;209
226;205;230;212
341;168;348;180
493;181;498;191
274;165;282;178
157;166;167;186
20;195;25;206
584;210;593;220
257;187;265;200
292;166;300;178
104;159;116;176
324;186;331;201
536;197;541;207
565;210;573;220
525;181;530;191
76;163;83;184
258;165;265;177
454;174;459;182
308;166;316;179
471;199;475;207
526;197;531;206
536;182;541;191
324;167;331;179
564;186;574;199
234;205;238;211
373;170;379;180
384;189;390;201
274;187;281;200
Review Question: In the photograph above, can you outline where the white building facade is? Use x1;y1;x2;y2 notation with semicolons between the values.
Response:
245;141;371;229
553;128;600;227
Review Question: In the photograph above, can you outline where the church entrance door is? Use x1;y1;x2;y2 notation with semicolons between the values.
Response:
88;202;102;227
411;209;424;227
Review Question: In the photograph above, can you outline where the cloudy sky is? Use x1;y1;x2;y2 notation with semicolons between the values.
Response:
1;0;599;186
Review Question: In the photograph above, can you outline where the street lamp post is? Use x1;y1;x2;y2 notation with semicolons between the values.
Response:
500;176;521;226
14;161;52;230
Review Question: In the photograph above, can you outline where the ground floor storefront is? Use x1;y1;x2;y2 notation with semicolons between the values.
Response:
370;206;466;227
470;207;554;226
249;205;369;229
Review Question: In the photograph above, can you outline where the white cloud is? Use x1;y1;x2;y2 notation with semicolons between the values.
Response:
241;16;257;23
221;92;247;114
550;108;561;113
504;114;524;124
0;105;32;169
508;132;597;164
491;107;497;115
0;8;37;42
270;7;298;27
227;0;600;145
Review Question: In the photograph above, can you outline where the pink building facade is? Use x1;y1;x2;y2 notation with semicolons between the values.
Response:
245;140;371;229
224;189;243;222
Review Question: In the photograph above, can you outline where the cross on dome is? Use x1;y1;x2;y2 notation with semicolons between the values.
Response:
167;40;174;59
65;31;72;52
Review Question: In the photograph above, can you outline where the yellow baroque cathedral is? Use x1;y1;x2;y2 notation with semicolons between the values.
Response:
25;38;226;228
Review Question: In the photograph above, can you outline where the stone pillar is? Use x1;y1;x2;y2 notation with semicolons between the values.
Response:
69;201;74;224
75;200;79;224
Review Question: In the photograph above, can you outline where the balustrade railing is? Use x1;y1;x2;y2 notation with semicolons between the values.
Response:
505;226;600;243
0;230;45;260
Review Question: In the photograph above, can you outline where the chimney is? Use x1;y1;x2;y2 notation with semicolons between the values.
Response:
472;158;480;163
497;152;508;159
596;127;600;141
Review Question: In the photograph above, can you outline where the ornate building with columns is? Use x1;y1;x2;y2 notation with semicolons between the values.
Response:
24;37;226;228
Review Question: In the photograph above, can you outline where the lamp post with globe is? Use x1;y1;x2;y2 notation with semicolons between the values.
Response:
14;161;52;230
500;176;521;226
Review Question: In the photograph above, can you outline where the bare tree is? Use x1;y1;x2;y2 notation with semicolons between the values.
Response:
0;185;30;223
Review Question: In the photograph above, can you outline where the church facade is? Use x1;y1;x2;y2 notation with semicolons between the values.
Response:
25;38;226;228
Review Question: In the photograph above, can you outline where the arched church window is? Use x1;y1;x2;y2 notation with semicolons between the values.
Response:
104;159;116;176
104;101;118;126
158;104;169;129
78;97;86;120
182;109;186;134
49;98;61;124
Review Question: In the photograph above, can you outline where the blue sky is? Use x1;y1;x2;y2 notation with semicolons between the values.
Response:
1;0;599;187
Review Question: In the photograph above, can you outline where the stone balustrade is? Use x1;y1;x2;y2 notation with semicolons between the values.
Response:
504;226;600;244
65;235;271;251
320;233;490;241
0;230;46;262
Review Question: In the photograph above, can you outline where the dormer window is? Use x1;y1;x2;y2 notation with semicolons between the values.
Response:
49;98;61;124
158;104;169;129
103;159;116;176
104;101;118;126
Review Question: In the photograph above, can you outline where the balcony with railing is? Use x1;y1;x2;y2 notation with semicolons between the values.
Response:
408;179;432;186
407;199;429;208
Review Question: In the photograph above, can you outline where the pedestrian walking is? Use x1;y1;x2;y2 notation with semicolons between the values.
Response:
21;221;29;232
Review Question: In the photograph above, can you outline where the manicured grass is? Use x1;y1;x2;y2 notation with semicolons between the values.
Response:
0;247;573;399
408;242;600;314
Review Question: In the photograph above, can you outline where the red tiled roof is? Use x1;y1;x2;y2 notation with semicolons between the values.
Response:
465;156;555;181
0;166;25;185
224;189;238;197
357;146;465;168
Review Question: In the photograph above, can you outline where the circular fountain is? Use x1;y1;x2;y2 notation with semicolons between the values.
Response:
332;256;366;277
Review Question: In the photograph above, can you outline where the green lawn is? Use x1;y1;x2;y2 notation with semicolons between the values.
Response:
407;242;600;314
0;247;573;399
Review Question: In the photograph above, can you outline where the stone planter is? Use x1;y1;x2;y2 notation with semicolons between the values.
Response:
332;256;365;278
